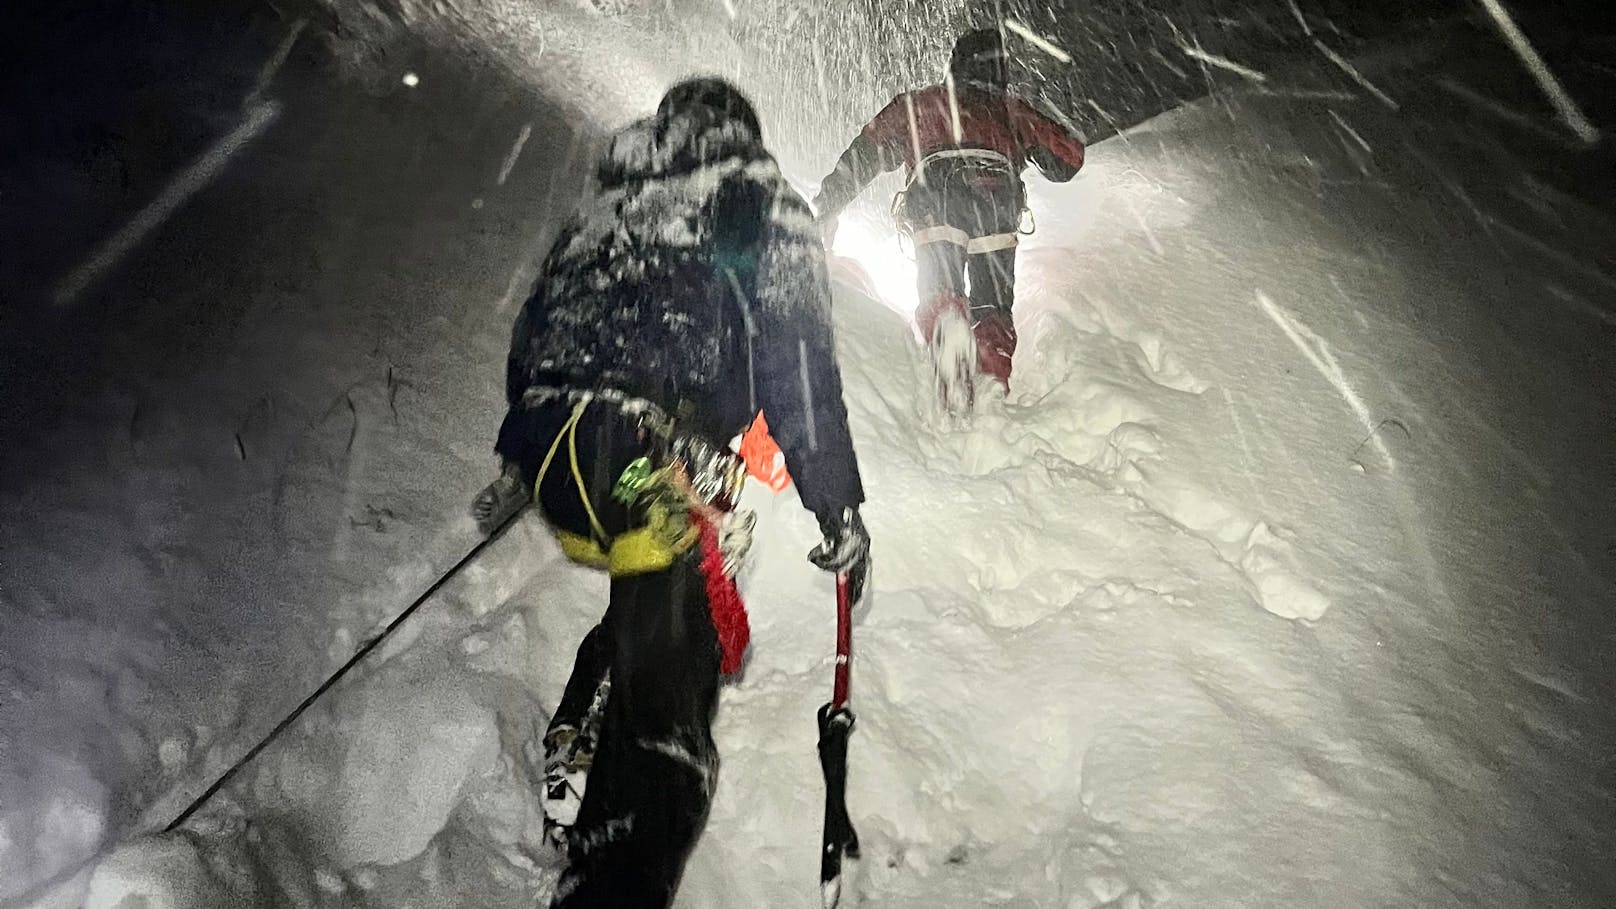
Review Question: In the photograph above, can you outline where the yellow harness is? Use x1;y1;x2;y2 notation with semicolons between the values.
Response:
536;401;703;577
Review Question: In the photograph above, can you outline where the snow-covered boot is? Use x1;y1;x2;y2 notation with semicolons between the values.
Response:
972;309;1016;390
470;459;531;535
542;673;611;848
916;292;977;416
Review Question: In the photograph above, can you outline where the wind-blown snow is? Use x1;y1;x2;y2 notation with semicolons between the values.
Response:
7;7;1615;909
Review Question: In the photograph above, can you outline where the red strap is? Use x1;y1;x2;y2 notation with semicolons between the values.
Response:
833;573;852;708
697;515;750;675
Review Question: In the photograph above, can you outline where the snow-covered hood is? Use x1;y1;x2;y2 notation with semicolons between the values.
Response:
597;109;768;188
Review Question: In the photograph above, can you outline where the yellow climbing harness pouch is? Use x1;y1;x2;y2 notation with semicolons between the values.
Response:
554;511;700;577
533;401;710;578
555;531;612;570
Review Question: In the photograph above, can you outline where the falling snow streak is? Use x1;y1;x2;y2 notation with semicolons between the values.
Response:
1399;139;1498;244
497;123;533;186
943;72;963;143
811;39;831;122
1036;99;1089;145
248;18;306;103
1180;44;1267;84
798;338;818;451
1327;110;1372;155
1004;17;1071;64
1327;114;1373;176
1087;99;1130;146
1473;0;1600;144
54;102;283;306
1544;284;1616;328
1483;215;1616;295
1123;195;1164;256
1255;292;1393;470
1286;0;1314;38
1254;88;1359;102
1149;47;1190;82
1220;387;1272;511
1313;39;1399;110
725;267;760;411
903;93;926;185
1435;77;1583;145
496;258;541;313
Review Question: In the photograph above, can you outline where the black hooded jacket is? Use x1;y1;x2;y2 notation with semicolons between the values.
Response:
505;101;864;519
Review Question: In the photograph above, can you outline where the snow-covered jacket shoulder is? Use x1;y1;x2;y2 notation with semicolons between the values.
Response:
507;109;864;518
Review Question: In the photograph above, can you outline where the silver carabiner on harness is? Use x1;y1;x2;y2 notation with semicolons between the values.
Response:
889;190;917;260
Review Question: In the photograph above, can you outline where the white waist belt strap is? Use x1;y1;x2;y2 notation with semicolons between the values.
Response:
908;148;1021;254
907;147;1015;190
911;224;1019;253
918;147;1014;172
910;224;970;247
966;233;1018;253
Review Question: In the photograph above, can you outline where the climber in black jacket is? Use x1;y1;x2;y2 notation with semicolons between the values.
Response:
470;77;870;908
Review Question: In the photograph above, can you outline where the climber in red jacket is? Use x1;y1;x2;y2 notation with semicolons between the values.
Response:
813;28;1086;406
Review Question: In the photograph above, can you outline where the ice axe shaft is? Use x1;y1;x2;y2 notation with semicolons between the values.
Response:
833;572;852;708
818;572;859;908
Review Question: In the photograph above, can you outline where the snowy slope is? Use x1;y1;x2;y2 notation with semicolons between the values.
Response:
10;7;1616;909
0;44;601;907
686;51;1616;904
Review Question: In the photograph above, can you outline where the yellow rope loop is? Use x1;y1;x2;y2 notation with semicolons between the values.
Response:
533;401;582;500
567;409;608;543
533;400;609;546
532;397;730;577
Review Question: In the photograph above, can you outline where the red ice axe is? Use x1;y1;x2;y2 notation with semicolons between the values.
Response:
817;572;860;908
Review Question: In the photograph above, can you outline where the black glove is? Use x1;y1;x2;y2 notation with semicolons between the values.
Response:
808;506;870;605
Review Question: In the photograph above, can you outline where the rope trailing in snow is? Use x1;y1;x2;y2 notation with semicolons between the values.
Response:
164;511;523;833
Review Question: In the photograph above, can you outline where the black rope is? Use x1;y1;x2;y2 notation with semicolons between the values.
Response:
165;511;522;833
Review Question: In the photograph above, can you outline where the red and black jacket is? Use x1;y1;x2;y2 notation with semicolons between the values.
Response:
813;84;1086;218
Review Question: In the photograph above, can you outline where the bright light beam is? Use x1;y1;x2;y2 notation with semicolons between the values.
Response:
828;215;918;317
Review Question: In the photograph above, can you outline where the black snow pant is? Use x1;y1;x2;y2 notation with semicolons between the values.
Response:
498;397;722;909
905;157;1023;383
905;156;1022;322
916;242;1017;324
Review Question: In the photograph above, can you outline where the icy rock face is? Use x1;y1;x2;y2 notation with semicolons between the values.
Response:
257;673;500;868
0;757;108;903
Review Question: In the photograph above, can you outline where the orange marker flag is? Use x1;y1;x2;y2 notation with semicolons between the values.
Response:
739;411;791;492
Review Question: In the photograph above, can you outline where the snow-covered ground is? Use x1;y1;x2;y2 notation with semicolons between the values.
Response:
5;3;1614;908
